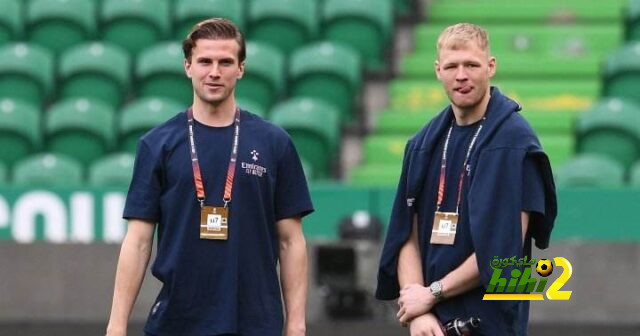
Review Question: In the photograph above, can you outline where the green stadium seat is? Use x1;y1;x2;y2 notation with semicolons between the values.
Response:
394;0;413;17
539;134;574;168
602;42;640;104
349;163;401;186
630;161;640;187
100;0;170;56
576;97;640;171
136;41;191;107
0;43;54;106
13;153;83;188
427;0;627;24
174;0;245;39
625;0;640;41
376;108;437;135
236;41;285;111
0;0;23;43
520;110;577;135
248;0;318;55
89;152;135;188
363;135;408;164
289;41;362;124
26;0;96;54
237;97;266;118
270;97;340;178
119;97;184;152
555;154;625;188
322;0;392;71
45;98;116;166
0;98;40;167
58;42;131;108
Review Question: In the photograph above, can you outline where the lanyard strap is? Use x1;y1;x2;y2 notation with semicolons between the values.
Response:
436;118;484;213
187;107;241;208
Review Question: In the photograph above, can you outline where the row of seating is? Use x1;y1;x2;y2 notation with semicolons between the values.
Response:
0;40;363;123
0;0;394;70
0;95;341;180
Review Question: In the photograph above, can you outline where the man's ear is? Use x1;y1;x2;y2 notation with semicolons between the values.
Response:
434;60;441;80
237;61;245;79
184;58;192;78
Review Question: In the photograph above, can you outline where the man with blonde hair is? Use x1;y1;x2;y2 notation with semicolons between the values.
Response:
377;23;557;335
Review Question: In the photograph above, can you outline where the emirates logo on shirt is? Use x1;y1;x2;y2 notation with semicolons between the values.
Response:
251;150;259;161
242;149;267;177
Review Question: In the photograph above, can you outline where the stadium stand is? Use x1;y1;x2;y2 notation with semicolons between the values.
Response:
555;154;626;188
26;0;97;55
235;41;285;111
247;0;318;55
601;42;640;104
118;97;183;153
12;153;83;188
100;0;171;56
0;43;53;107
135;41;191;106
288;41;362;124
270;97;340;179
173;0;246;39
0;98;40;168
89;152;135;188
44;98;116;167
0;0;23;43
58;41;131;108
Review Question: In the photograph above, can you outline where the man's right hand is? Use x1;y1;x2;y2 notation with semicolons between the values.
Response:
409;313;445;336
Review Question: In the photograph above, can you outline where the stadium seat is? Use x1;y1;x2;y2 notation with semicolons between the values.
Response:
539;134;574;168
248;0;318;55
0;0;23;43
89;152;135;188
237;97;266;118
555;154;625;188
576;97;640;171
270;97;340;178
376;108;438;135
119;97;184;152
520;110;577;135
26;0;96;54
322;0;392;71
0;98;40;167
602;42;640;104
362;135;408;164
136;42;191;107
45;98;116;166
630;161;640;187
0;43;53;106
58;42;130;108
349;163;401;186
236;41;285;111
100;0;170;56
625;0;640;41
289;41;362;124
13;153;83;188
174;0;245;39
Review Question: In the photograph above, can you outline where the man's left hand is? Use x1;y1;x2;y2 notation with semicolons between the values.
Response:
397;284;436;323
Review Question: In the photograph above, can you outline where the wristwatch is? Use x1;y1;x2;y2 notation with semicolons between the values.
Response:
429;281;443;302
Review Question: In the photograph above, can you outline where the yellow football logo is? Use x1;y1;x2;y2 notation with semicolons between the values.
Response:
536;259;553;277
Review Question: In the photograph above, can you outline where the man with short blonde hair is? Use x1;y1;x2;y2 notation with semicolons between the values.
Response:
377;23;557;335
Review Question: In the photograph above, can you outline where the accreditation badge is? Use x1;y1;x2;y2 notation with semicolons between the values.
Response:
430;211;458;245
200;206;229;240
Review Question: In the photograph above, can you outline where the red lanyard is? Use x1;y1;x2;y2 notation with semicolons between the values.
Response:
187;107;240;208
436;118;484;213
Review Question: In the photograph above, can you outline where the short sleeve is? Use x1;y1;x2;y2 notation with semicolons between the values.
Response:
123;140;163;222
274;138;314;221
522;154;545;215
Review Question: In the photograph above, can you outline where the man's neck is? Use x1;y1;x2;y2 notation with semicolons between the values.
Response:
452;89;491;126
192;97;237;127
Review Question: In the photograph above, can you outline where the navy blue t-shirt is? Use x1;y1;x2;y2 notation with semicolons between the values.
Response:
417;120;545;335
123;109;314;336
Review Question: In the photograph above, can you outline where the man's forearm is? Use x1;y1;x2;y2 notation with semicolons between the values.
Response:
398;215;424;287
279;229;307;333
439;253;481;299
107;222;153;335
